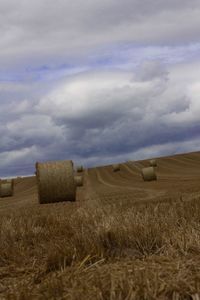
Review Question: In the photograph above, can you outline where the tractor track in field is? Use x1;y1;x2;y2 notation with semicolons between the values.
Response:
93;167;166;201
1;151;200;210
122;163;141;176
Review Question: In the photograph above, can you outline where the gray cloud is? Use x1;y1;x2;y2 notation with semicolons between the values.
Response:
1;60;200;177
134;61;169;81
0;0;200;69
1;1;200;177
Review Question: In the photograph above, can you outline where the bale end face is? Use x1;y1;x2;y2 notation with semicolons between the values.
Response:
35;160;76;204
149;159;157;167
74;175;84;187
0;180;14;197
141;167;157;181
112;164;120;172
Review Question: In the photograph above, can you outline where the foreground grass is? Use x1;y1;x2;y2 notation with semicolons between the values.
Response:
1;196;200;299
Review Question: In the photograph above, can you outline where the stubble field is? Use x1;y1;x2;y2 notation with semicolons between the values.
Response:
1;151;200;299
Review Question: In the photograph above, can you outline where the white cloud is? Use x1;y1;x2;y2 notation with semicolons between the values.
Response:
35;70;167;126
1;59;200;177
32;60;200;161
0;0;200;69
6;114;66;142
162;82;200;125
1;0;200;177
0;147;36;167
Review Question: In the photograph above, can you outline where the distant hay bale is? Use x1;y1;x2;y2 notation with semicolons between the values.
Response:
141;167;157;181
74;175;84;187
35;160;76;204
112;164;120;172
149;159;157;167
76;165;84;172
0;180;14;197
6;179;12;183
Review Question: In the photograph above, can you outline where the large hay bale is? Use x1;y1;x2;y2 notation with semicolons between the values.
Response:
112;163;120;172
149;159;157;167
35;160;76;204
74;175;83;187
0;180;14;197
141;167;157;181
76;165;84;172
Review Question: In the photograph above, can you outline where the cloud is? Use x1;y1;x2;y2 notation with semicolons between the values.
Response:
1;59;200;177
0;0;200;70
8;61;190;169
0;113;67;154
1;1;200;177
134;61;169;81
0;146;39;177
162;82;200;125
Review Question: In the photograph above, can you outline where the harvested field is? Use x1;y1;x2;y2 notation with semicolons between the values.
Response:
1;151;200;299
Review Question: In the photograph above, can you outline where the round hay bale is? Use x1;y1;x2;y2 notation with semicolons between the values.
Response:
76;165;84;172
141;167;157;181
112;163;120;172
149;159;157;167
35;160;76;204
0;180;14;197
74;175;83;187
6;179;13;185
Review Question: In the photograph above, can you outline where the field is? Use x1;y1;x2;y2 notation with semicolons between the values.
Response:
1;151;200;299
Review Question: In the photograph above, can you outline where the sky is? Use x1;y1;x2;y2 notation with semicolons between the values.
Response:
1;0;200;178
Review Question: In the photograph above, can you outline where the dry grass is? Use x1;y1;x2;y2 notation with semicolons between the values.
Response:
1;195;200;299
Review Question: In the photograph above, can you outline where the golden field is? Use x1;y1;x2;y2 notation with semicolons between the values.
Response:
0;151;200;299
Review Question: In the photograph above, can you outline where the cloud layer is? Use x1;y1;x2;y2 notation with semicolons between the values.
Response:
1;60;200;177
0;1;200;177
1;0;200;69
